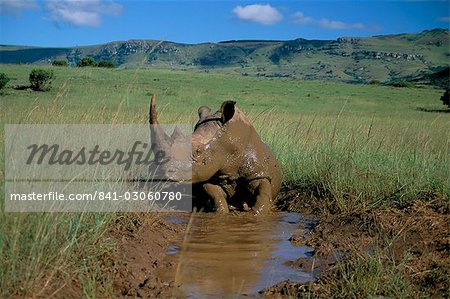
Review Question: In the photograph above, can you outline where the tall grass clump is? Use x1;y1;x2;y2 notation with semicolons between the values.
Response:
256;111;449;212
321;252;412;298
0;204;115;297
0;85;147;297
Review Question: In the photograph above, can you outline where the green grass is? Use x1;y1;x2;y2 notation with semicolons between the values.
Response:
323;252;412;298
0;64;448;296
0;206;115;297
261;111;449;211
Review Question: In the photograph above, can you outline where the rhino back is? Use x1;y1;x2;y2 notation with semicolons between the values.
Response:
222;111;282;199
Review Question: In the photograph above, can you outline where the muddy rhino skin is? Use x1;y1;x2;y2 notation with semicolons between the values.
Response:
149;95;281;214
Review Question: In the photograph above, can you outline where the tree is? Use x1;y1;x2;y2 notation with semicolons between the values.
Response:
77;57;97;67
0;72;10;90
391;80;414;88
441;89;449;108
52;60;68;67
29;69;54;91
98;61;115;68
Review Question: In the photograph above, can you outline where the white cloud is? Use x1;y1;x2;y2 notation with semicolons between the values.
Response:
292;11;367;30
0;0;37;15
45;0;122;27
233;4;283;25
318;18;366;30
291;12;313;25
437;16;450;22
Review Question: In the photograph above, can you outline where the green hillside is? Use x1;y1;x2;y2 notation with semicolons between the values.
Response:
0;28;448;85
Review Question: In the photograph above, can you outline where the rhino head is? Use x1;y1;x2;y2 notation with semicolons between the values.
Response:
148;94;192;181
149;94;237;183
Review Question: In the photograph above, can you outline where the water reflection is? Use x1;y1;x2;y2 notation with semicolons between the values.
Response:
161;212;314;298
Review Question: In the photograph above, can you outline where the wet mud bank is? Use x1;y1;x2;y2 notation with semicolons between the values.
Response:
273;185;450;298
104;185;449;298
104;213;188;298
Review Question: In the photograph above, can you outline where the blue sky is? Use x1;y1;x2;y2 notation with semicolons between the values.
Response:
0;1;449;47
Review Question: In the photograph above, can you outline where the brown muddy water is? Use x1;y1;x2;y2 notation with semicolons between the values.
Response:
160;212;315;298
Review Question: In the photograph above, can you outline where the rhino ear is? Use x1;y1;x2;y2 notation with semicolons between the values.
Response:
220;101;236;124
198;106;211;120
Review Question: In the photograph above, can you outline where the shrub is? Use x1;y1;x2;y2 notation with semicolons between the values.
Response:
77;57;97;67
391;80;414;88
52;60;68;67
441;89;449;108
0;72;10;90
29;69;54;91
98;61;115;68
369;80;381;85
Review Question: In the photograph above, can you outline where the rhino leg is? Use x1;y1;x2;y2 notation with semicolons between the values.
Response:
248;179;272;215
203;183;229;213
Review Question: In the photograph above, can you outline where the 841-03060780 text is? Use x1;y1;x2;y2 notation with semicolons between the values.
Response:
9;191;183;201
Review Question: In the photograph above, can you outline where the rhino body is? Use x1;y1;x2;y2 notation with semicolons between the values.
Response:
149;95;281;214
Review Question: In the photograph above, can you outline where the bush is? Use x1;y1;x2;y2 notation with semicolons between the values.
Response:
29;69;54;91
441;89;449;108
77;57;97;67
392;80;414;88
0;72;10;90
369;80;381;85
98;61;115;68
52;60;68;67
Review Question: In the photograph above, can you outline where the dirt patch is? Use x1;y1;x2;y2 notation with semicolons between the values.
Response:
312;201;449;294
103;213;189;297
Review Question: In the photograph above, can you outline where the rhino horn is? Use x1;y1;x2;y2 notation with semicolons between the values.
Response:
149;94;173;152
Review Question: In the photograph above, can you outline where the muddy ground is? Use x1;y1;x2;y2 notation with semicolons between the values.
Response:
104;213;187;298
268;186;450;298
98;186;448;298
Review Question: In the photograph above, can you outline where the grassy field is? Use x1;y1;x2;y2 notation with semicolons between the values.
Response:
0;64;448;297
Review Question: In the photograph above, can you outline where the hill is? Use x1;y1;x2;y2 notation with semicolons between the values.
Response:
0;28;448;85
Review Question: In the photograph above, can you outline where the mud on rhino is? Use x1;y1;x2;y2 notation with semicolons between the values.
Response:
149;95;281;215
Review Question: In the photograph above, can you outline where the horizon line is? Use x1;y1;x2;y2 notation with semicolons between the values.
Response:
0;27;447;49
